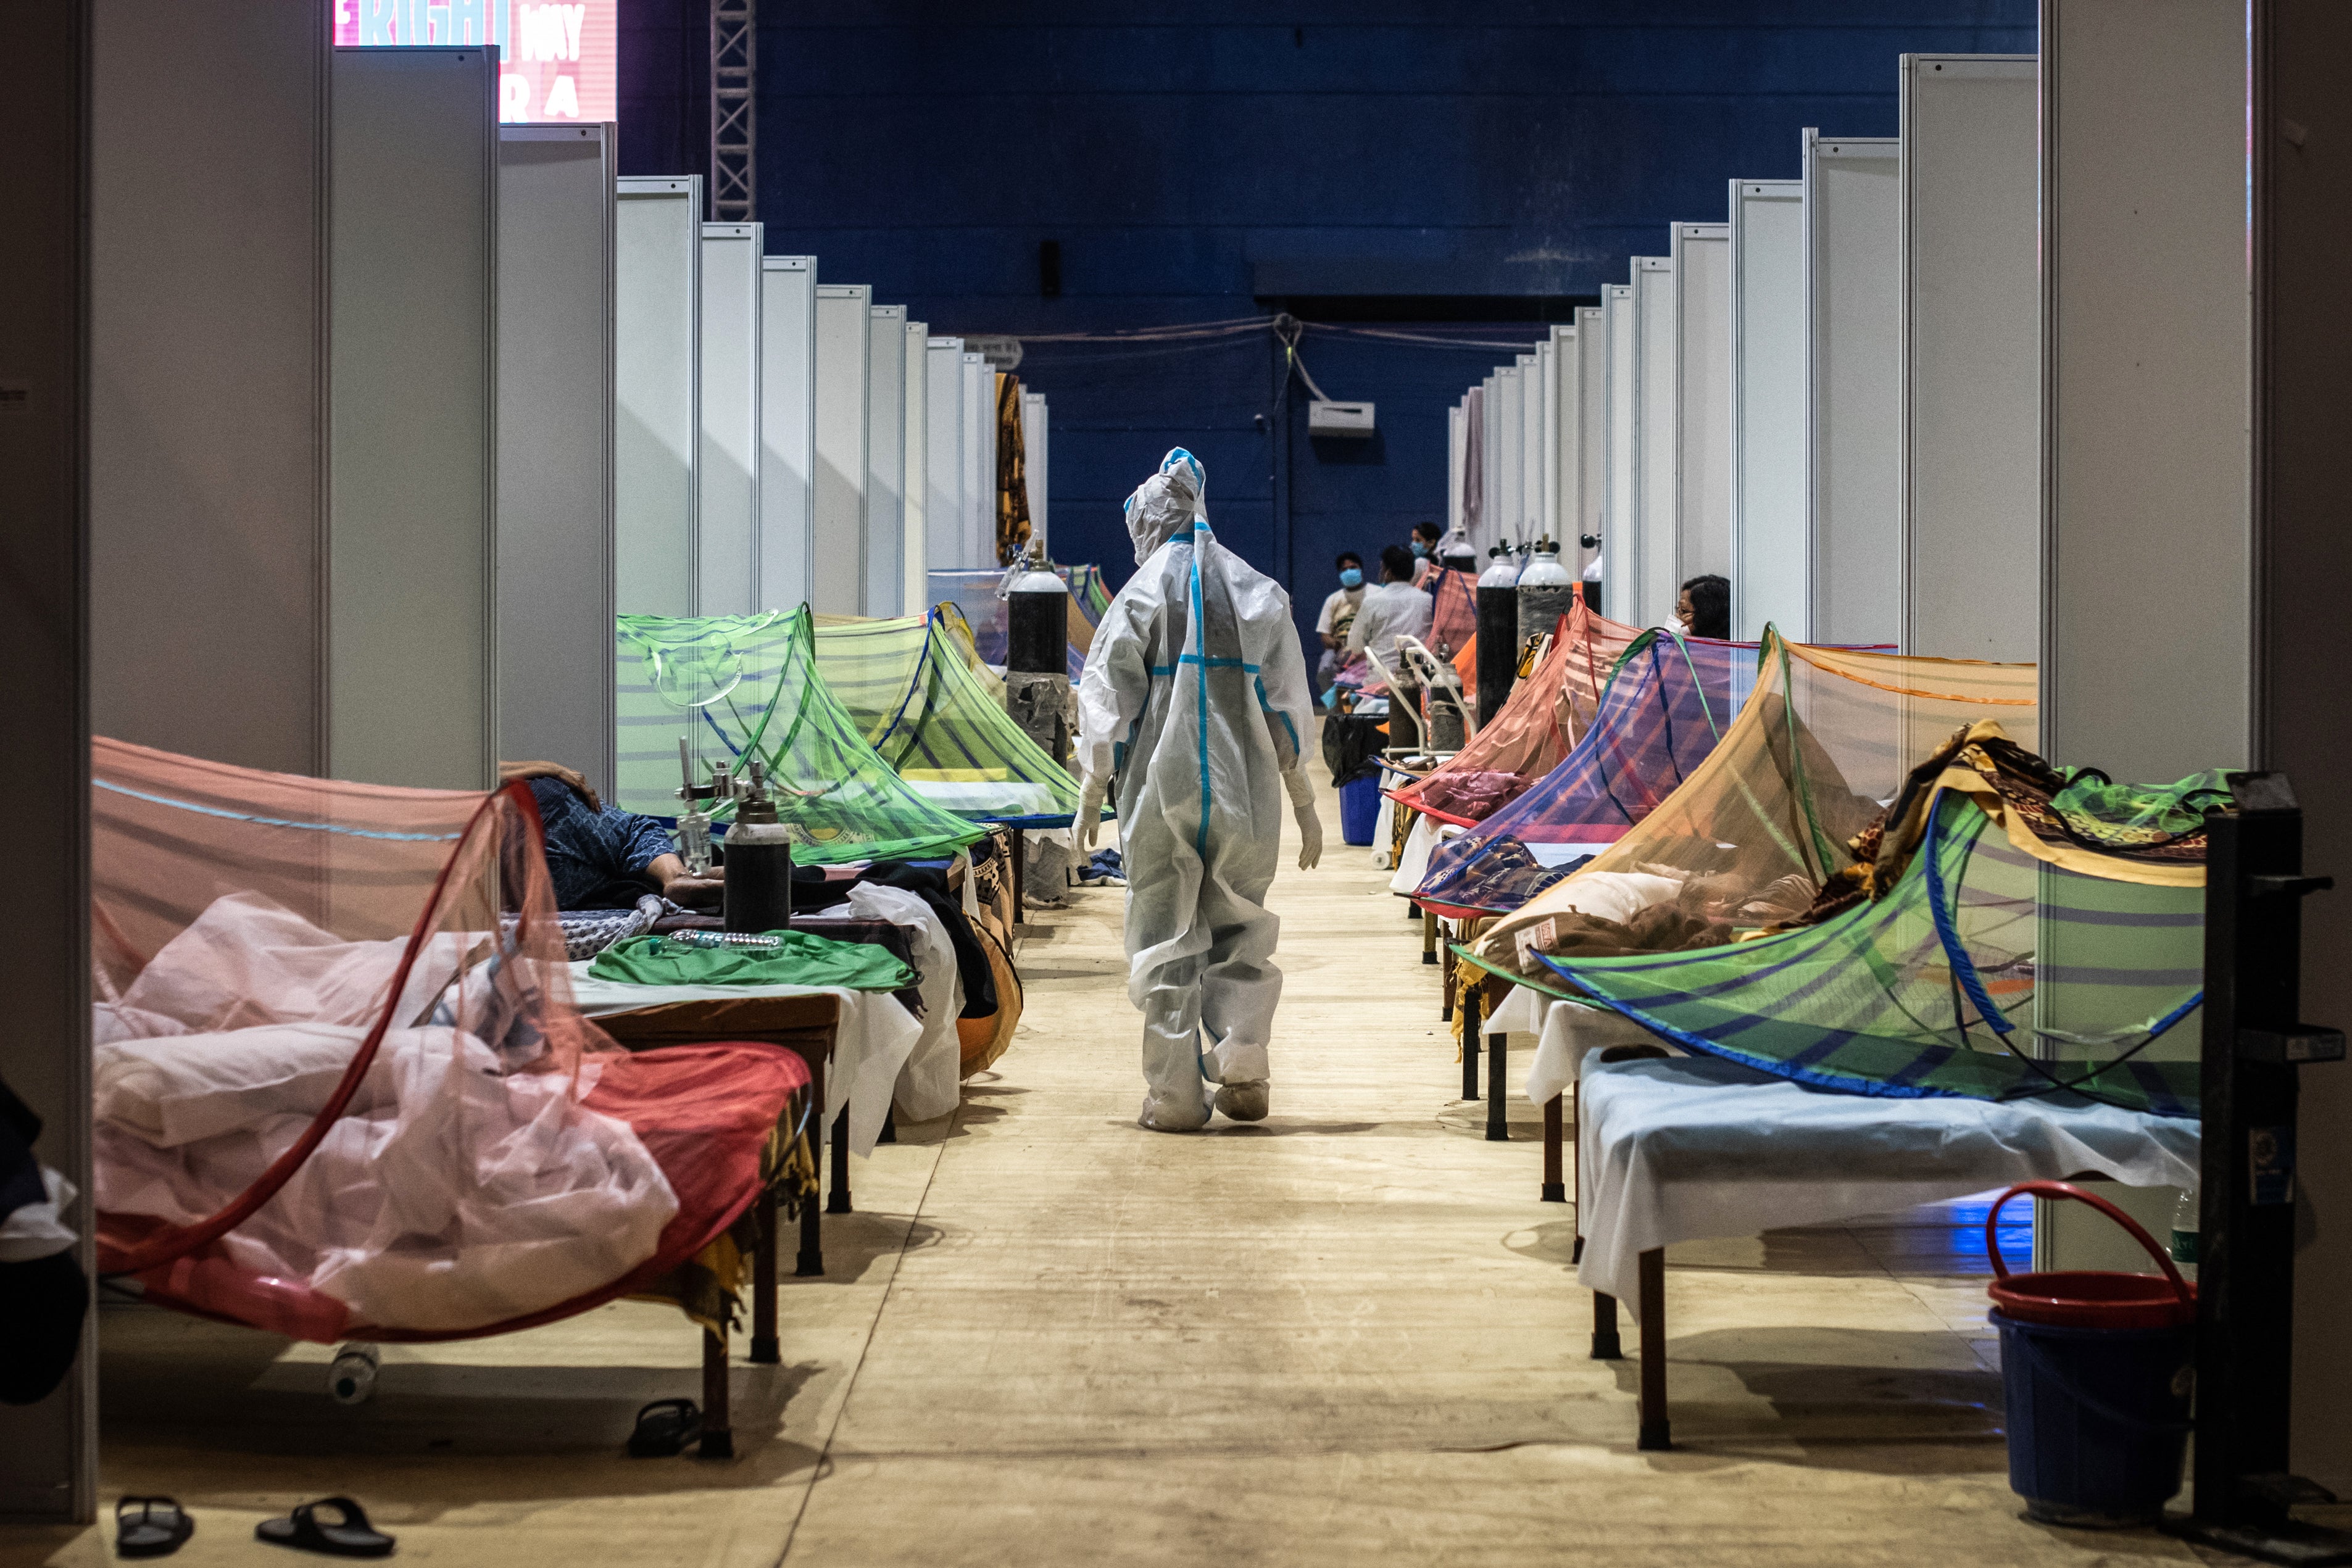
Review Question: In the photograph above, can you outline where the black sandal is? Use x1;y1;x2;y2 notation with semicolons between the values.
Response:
626;1397;702;1458
254;1496;395;1558
115;1496;194;1558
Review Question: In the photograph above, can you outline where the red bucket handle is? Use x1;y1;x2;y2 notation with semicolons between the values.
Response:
1986;1180;2193;1305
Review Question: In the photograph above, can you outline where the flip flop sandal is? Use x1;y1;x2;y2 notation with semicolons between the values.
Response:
626;1397;702;1458
115;1496;194;1558
254;1496;396;1558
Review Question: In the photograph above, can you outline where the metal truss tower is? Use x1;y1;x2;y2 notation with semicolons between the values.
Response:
710;0;755;222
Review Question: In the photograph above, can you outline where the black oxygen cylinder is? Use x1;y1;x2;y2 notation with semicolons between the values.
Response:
1476;549;1520;729
722;779;794;934
1007;586;1065;678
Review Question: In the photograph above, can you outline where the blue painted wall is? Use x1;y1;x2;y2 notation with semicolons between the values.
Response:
627;3;2037;651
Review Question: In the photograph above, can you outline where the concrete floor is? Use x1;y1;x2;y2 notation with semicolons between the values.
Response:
4;773;2240;1566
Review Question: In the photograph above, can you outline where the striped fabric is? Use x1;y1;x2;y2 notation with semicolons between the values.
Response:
1414;631;1753;913
1537;787;2203;1119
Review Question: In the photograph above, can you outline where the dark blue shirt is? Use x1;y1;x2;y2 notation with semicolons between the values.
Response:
529;778;678;910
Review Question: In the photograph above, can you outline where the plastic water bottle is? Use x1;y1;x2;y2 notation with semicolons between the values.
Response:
2168;1185;2200;1279
328;1343;380;1406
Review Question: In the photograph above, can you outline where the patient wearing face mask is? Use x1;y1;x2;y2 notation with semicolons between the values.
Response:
1315;551;1368;686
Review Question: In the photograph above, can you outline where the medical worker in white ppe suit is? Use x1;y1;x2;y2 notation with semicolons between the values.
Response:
1075;449;1323;1132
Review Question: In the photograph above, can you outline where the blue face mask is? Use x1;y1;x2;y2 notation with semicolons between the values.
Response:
1339;568;1363;589
1410;541;1430;557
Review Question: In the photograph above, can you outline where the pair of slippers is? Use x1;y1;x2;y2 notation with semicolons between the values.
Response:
117;1495;395;1559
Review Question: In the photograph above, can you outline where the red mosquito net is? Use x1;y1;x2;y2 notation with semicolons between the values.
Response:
90;737;806;1343
1387;595;1645;826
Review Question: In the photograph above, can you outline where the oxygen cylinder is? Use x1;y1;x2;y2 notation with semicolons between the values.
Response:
1475;545;1521;729
1516;538;1579;649
1004;554;1074;767
721;761;794;934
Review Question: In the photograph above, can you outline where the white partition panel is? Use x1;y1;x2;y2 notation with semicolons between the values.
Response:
758;256;816;613
1576;305;1607;577
1494;366;1524;547
812;283;870;613
1022;391;1050;552
1544;332;1573;544
902;321;929;610
497;124;614;795
1518;352;1544;539
1634;255;1678;629
926;336;966;570
2043;7;2247;778
1535;342;1561;542
330;47;496;789
697;223;760;618
1448;400;1468;539
1903;55;2039;662
1731;177;1810;641
1805;131;1903;647
1479;373;1501;551
1602;283;1639;618
865;304;907;615
1673;222;1733;584
615;177;700;621
91;0;331;776
963;354;994;566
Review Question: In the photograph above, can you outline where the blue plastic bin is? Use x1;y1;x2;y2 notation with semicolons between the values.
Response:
1986;1182;2196;1529
1339;774;1381;846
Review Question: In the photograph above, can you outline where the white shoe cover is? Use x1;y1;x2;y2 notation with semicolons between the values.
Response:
1212;1080;1270;1122
1138;1093;1211;1133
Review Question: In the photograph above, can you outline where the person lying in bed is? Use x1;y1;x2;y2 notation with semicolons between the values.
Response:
497;761;723;911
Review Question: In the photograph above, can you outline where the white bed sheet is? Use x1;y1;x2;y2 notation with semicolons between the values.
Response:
1574;1052;2199;1302
567;963;921;1158
1485;983;1662;1106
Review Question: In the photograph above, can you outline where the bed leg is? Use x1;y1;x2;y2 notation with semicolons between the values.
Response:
796;1061;826;1276
1541;1094;1566;1202
750;1188;780;1364
1011;828;1026;923
1636;1248;1671;1451
1484;1028;1508;1141
1440;940;1455;1022
828;1106;852;1215
1421;906;1437;964
878;1105;897;1145
1460;985;1481;1101
1592;1291;1621;1359
698;1326;735;1459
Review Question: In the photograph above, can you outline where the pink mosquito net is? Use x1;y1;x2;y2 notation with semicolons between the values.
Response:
90;737;806;1343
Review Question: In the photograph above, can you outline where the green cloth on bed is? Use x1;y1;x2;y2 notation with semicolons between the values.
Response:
588;931;916;993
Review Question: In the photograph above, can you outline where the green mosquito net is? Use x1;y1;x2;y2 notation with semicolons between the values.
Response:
615;607;984;865
810;611;1086;827
1528;727;2225;1118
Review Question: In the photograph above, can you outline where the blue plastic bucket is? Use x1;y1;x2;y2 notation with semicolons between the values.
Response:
1985;1182;2196;1529
1339;775;1381;845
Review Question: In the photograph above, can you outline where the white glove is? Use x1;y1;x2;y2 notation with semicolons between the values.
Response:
1281;766;1323;871
1076;774;1109;855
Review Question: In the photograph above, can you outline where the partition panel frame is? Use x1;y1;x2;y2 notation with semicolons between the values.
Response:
1603;283;1639;621
903;320;930;612
1448;400;1468;539
614;176;701;622
1576;305;1608;578
1518;351;1543;541
757;255;816;615
697;222;761;620
1535;341;1561;544
1731;177;1810;641
963;354;994;568
496;123;615;798
926;336;966;571
1805;130;1905;649
1633;255;1678;629
865;302;907;616
1673;221;1734;586
1902;54;2040;663
1021;391;1049;554
328;46;497;790
1546;330;1576;546
812;283;871;614
1494;365;1525;549
1481;372;1502;554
